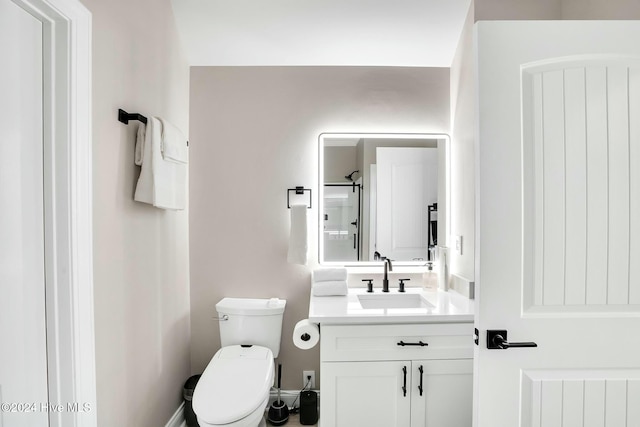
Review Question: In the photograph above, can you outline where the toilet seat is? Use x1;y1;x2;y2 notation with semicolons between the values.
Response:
193;345;274;426
197;395;268;427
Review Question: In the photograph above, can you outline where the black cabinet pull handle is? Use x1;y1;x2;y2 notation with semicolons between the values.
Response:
402;366;407;397
487;330;537;349
397;340;428;347
418;365;424;396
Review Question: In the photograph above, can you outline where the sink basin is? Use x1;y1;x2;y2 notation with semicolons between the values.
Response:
357;293;434;309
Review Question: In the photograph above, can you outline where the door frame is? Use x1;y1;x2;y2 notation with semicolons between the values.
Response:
9;0;96;426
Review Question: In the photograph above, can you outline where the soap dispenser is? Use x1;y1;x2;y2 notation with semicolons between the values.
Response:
422;261;438;289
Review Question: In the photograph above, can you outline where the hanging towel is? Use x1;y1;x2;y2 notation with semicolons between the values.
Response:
312;267;348;283
134;117;187;210
287;204;308;265
312;280;348;296
134;122;153;204
159;117;188;164
134;122;146;166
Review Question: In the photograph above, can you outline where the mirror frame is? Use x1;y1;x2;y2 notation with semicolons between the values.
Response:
318;132;451;268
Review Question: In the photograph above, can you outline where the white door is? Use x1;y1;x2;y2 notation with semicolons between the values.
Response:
0;1;48;426
377;147;438;260
475;21;640;426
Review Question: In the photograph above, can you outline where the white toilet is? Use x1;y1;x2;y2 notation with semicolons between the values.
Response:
193;297;286;427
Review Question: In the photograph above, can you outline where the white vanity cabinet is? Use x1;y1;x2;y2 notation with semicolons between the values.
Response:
320;322;473;427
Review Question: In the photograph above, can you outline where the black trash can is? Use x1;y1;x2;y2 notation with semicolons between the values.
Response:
183;375;201;427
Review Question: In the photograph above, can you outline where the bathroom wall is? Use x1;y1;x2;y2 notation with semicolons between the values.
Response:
476;0;640;20
475;0;561;21
189;66;450;389
449;1;477;283
324;146;358;183
81;0;191;425
561;0;640;19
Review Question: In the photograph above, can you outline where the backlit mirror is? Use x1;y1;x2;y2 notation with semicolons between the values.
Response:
319;133;449;266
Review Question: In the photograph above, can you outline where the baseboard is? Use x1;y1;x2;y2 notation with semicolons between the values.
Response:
268;389;320;409
167;391;317;426
165;401;185;427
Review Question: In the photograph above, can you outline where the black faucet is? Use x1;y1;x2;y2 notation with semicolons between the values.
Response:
382;258;393;292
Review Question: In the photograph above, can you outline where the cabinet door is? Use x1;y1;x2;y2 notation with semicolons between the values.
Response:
410;359;473;427
321;361;411;427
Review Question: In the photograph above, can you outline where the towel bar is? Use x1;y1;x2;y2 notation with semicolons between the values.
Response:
287;187;312;209
118;109;188;146
118;108;147;125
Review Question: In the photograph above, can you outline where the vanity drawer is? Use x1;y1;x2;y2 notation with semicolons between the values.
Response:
321;323;473;362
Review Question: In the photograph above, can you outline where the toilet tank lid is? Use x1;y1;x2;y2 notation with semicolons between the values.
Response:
216;297;286;315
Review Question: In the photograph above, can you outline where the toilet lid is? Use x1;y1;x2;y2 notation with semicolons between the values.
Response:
193;345;274;425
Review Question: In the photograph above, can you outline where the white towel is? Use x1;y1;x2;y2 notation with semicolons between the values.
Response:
287;204;308;265
134;122;146;166
312;280;348;296
134;117;187;210
312;267;348;283
159;117;188;164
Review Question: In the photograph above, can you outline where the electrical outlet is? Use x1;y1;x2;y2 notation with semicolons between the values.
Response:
303;370;316;389
455;235;463;255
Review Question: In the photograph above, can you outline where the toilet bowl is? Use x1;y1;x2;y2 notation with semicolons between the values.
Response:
193;345;274;427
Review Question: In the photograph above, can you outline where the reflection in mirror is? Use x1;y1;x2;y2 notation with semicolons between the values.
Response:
319;133;449;266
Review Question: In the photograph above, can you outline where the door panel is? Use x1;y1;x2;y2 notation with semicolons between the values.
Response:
522;58;640;313
523;58;640;313
0;1;48;426
521;371;640;427
377;147;438;260
475;21;640;427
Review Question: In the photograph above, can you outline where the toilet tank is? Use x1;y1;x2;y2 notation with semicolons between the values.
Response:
216;298;286;358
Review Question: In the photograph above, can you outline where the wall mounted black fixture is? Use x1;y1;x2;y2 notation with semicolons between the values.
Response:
344;170;359;181
287;186;312;209
118;108;147;125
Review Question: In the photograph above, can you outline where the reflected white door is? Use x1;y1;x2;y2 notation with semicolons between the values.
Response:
377;147;437;261
475;22;640;426
0;1;48;426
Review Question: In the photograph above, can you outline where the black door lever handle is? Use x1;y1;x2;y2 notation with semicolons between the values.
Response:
487;329;537;349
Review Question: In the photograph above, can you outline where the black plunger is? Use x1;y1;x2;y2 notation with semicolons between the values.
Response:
267;363;289;425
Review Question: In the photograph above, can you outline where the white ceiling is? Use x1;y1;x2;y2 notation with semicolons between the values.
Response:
170;0;472;67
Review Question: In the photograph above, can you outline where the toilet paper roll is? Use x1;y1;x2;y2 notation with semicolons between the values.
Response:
293;319;320;350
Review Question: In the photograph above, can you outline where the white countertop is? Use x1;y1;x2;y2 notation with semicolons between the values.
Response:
308;287;474;325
